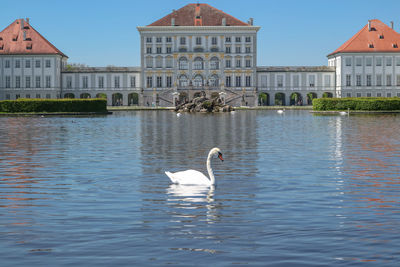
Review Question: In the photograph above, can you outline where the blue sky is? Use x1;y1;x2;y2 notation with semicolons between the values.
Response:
2;0;400;66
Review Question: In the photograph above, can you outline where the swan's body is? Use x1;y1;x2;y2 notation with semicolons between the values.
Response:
339;111;347;115
176;113;182;117
277;109;285;114
165;147;223;185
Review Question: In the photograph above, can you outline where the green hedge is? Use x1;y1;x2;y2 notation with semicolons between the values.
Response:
0;98;107;113
313;97;400;111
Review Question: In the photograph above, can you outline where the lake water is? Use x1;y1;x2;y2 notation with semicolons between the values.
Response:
1;110;400;266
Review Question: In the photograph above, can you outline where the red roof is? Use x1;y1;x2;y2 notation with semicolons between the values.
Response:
0;18;67;57
148;3;249;27
329;19;400;56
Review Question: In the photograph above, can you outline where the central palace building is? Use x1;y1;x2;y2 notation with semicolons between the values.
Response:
1;3;400;106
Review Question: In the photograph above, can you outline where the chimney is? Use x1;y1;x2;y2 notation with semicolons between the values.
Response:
368;20;371;31
23;31;26;41
171;17;175;26
391;21;394;29
248;18;254;26
20;19;24;30
26;18;29;24
222;17;226;26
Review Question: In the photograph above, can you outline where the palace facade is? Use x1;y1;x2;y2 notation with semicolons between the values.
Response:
1;4;400;106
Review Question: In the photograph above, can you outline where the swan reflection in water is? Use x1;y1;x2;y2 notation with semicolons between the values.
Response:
166;184;218;223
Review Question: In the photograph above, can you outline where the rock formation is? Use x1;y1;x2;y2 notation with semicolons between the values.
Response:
175;93;234;113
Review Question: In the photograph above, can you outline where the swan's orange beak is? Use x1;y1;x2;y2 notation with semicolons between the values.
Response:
218;153;224;162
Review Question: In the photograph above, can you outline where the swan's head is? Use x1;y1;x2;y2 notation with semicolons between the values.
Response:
210;147;224;162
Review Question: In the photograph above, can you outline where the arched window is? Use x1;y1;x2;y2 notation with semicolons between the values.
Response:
178;75;188;87
209;74;219;87
165;56;173;68
146;56;153;68
179;57;188;70
210;57;219;70
193;57;204;70
193;74;203;87
156;56;162;68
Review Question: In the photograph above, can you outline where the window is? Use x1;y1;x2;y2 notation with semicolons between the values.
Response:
130;76;136;88
26;94;31;99
366;74;372;86
386;74;392;86
396;57;400;66
178;75;188;87
179;57;188;70
5;60;10;68
156;47;162;54
235;76;241;87
46;94;51;99
15;60;20;68
193;57;204;70
156;37;162;43
166;76;172;88
386;57;392;66
45;59;51;68
226;76;232;87
245;76;251;87
245;59;251;68
277;75;283;87
376;57;382;66
210;57;219;70
146;47;152;54
387;93;392;97
345;57;351;66
356;93;361;97
397;74;400;86
166;57;172;68
156;76;162;87
225;37;231;43
156;56;162;68
98;76;104;88
245;46;251;53
15;76;20;88
146;37;152;43
261;75;268;87
180;37;186;45
66;76;72;89
146;76;153;88
366;57;372;66
377;93;382;97
376;74;382;86
324;75;330;87
166;47;172;54
146;57;153;68
235;46;241;53
236;59;241;68
211;37;217;45
235;37;241;42
196;37;202;45
346;74;351;86
225;46;231;53
114;76;120;88
46;76;51;88
367;93;372;97
293;75;300;87
245;36;251;42
25;60;31;68
36;76;41;88
36;94;41;98
35;60;41;68
26;76;31;88
6;94;10;100
309;75;315;87
193;75;203;87
356;58;362;66
346;93;351;97
225;59;231;68
209;75;219;87
82;76;88;89
166;37;172;43
356;74;361;86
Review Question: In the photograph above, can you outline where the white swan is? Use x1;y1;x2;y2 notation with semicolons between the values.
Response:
176;112;182;117
277;109;285;114
165;147;223;185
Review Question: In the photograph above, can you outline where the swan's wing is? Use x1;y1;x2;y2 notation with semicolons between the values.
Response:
165;170;211;185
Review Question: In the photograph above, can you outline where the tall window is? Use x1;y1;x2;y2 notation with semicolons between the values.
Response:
156;37;162;43
376;74;382;86
235;37;241;42
309;75;315;87
156;47;162;54
245;36;251;42
146;47;152;54
277;75;283;87
26;76;31;88
179;57;188;70
235;46;241;53
210;57;219;70
226;76;232;87
235;76;241;87
82;76;88;89
146;37;152;43
5;76;10;88
98;76;104;88
225;37;231;43
15;76;21;88
324;75;330;87
346;74;351;86
46;76;51;88
36;76;41;88
236;59;241;68
293;75;300;87
225;46;231;53
156;76;162;87
225;59;231;68
396;57;400;66
166;47;172;54
386;57;392;66
366;74;372;86
345;58;351;66
180;37;186;45
245;46;251;53
386;74;392;86
166;37;172;43
166;76;172;88
166;56;173;68
156;56;162;68
146;57;153;68
146;76;153;88
356;74;361;87
193;75;203;87
178;75;188;87
66;76;72;89
114;76;120;88
196;37;202;45
130;76;136;88
25;60;31;68
366;57;372;66
355;58;362;66
211;37;217;45
5;60;10;68
35;60;41;68
376;57;382;66
245;59;251;68
45;59;51;68
245;76;251;87
15;60;20;68
193;57;203;70
209;75;219;87
397;74;400;86
261;76;268;87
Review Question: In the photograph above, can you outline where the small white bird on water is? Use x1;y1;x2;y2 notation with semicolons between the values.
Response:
176;112;182;117
277;109;285;114
165;147;224;186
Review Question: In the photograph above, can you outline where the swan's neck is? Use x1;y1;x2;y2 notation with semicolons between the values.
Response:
206;152;215;185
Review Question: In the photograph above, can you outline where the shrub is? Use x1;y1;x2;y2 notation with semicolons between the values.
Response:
313;97;400;111
0;98;107;113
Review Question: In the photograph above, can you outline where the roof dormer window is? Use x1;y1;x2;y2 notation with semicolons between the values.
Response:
393;43;398;48
379;34;384;39
369;43;374;48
